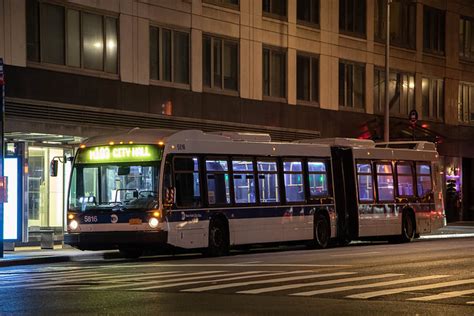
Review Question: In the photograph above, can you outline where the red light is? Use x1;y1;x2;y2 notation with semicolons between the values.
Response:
421;124;428;128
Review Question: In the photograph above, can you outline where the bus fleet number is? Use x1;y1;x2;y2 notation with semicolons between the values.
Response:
84;216;98;223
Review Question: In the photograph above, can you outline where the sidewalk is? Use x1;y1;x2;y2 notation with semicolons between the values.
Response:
1;222;474;267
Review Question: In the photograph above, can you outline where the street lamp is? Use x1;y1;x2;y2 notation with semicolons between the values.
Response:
384;0;392;143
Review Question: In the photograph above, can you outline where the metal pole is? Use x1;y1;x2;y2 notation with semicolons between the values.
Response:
0;58;4;258
384;0;391;143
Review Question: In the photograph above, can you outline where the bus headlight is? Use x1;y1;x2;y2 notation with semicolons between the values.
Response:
69;220;79;231
148;217;159;228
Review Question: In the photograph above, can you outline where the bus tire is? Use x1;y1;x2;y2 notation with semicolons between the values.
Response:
314;213;330;249
399;212;416;243
206;218;229;257
119;247;143;259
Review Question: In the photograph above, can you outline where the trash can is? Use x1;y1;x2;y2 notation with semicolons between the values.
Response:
40;230;54;250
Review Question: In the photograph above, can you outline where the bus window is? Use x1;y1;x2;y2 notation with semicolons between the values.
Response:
416;163;432;197
173;157;201;208
307;160;329;198
396;163;414;196
376;163;394;201
283;160;305;202
257;160;280;203
206;159;231;205
356;162;374;202
232;159;256;204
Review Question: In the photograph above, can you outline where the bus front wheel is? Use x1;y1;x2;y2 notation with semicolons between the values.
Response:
314;213;330;249
119;247;143;259
206;218;229;257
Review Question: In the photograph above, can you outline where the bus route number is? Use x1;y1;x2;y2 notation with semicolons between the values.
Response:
177;144;186;150
84;215;98;223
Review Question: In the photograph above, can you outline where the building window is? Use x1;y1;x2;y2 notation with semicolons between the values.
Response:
339;0;366;36
203;35;239;91
423;6;445;54
460;16;474;61
150;26;190;84
263;0;287;18
339;61;365;109
374;0;416;49
203;0;239;9
422;77;444;120
297;54;319;104
458;82;474;123
263;47;286;98
26;0;118;74
374;69;415;116
297;0;319;26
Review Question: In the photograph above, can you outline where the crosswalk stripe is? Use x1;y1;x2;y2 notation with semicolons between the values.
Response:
0;271;100;282
29;271;183;289
467;301;474;304
134;271;271;291
107;263;351;268
0;273;110;289
86;271;226;290
347;278;474;299
291;275;450;296
238;273;402;295
181;271;355;293
0;272;104;285
408;288;474;301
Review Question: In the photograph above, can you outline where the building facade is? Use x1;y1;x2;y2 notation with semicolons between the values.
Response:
1;0;474;243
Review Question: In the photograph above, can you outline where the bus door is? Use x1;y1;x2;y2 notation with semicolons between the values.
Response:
331;147;358;241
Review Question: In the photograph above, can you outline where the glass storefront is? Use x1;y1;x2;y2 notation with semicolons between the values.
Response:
26;146;73;235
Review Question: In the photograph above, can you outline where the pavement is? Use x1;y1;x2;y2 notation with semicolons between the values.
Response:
1;221;473;267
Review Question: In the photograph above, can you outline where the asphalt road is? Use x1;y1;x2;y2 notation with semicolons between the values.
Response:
1;237;473;315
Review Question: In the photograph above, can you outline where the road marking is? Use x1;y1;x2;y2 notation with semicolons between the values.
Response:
134;271;273;291
0;271;101;282
86;271;227;290
0;273;110;289
408;288;474;302
238;273;401;295
30;271;183;289
181;271;354;293
347;278;474;299
0;272;103;284
330;252;381;257
467;301;474;304
420;233;474;239
291;275;450;296
108;263;351;268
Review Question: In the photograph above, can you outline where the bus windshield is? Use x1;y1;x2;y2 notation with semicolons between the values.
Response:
68;144;163;212
69;163;160;212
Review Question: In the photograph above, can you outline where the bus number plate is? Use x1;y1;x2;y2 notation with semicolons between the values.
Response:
129;218;142;225
84;216;98;223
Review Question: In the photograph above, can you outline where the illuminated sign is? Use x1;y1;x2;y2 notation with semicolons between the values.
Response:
4;158;18;240
76;145;162;164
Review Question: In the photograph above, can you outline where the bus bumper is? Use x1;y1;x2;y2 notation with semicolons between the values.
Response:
64;230;168;250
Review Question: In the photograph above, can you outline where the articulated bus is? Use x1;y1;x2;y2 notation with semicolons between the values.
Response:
64;129;445;258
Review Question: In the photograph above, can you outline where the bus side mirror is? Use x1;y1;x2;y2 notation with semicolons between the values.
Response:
50;159;59;177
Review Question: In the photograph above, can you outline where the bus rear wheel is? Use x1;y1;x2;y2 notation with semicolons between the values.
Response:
399;212;416;243
314;213;330;249
206;218;229;257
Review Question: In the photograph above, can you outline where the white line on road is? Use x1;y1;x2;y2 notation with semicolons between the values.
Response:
420;233;474;239
30;271;183;289
347;278;474;299
330;252;381;257
107;263;351;269
181;271;354;293
238;273;402;295
86;271;227;290
0;272;103;284
467;301;474;304
407;288;474;301
134;271;274;291
290;275;450;296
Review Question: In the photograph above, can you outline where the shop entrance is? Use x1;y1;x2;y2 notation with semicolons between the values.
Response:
462;158;474;221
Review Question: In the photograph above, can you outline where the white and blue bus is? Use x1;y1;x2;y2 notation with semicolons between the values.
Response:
64;129;445;257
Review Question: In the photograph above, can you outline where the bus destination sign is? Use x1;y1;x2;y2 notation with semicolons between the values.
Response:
76;145;162;164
